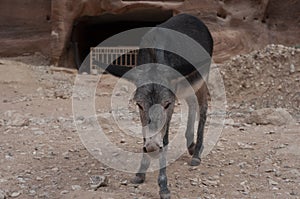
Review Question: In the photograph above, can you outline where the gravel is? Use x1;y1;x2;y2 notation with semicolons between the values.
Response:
220;44;300;119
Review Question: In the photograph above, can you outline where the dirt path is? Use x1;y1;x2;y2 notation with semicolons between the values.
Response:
0;46;299;199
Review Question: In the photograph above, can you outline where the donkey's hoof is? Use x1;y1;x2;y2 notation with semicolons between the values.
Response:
131;175;145;184
189;157;201;166
160;190;170;199
188;142;195;155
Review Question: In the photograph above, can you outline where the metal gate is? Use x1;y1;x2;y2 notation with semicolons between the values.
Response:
90;46;139;74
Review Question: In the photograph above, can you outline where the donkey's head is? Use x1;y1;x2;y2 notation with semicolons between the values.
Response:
134;83;175;156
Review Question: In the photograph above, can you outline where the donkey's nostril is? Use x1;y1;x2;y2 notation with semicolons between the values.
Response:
143;147;147;153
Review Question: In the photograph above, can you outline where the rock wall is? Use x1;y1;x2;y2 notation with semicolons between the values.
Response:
205;0;300;62
0;0;51;57
50;0;182;67
0;0;299;67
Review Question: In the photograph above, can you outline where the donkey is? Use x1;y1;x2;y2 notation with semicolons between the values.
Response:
96;13;213;199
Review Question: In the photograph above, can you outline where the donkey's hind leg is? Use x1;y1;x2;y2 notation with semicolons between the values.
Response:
190;86;208;166
185;96;198;156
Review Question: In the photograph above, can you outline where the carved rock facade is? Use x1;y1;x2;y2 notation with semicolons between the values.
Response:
0;0;299;67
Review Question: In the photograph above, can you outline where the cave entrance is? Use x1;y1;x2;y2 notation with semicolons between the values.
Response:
71;9;174;69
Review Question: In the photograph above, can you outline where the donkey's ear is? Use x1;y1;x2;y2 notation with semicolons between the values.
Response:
93;60;136;82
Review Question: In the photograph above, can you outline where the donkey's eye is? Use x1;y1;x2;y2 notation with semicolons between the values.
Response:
137;103;144;111
164;102;171;109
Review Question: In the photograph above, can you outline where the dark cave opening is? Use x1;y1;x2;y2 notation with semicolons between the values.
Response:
71;10;173;69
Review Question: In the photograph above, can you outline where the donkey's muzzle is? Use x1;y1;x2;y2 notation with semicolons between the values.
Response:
144;142;162;153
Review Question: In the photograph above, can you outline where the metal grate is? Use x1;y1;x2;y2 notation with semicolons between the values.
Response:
90;46;139;74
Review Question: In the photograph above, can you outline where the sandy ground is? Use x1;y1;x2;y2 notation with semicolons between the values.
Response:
0;46;299;199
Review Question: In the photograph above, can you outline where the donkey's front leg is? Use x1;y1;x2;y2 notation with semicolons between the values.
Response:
158;132;170;199
158;148;170;199
131;151;150;184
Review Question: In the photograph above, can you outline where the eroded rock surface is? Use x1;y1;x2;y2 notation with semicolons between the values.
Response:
1;0;299;66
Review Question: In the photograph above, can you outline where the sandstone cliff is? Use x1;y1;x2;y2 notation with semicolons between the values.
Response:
0;0;299;67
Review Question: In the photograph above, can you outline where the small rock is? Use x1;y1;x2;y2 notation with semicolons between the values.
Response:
38;192;49;198
238;126;246;131
114;92;121;96
60;190;69;195
268;179;278;186
237;142;254;150
275;171;281;177
202;179;219;187
0;119;4;127
51;167;59;172
210;175;220;180
120;139;126;144
265;130;276;134
250;173;259;178
245;108;296;126
10;192;21;198
62;152;70;159
4;111;29;127
0;190;6;199
281;169;300;180
290;64;295;73
90;175;108;190
228;160;235;165
5;153;13;160
28;190;36;196
57;117;66;123
34;131;45;135
189;178;198;186
54;90;68;99
232;123;241;128
112;152;119;157
265;168;275;173
120;180;128;186
239;181;250;195
290;190;297;196
17;177;26;183
238;162;248;169
36;177;43;181
98;92;110;97
71;185;81;191
274;144;287;149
